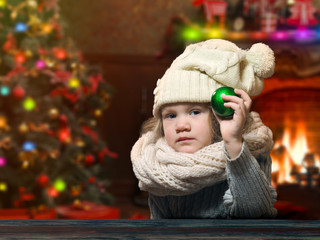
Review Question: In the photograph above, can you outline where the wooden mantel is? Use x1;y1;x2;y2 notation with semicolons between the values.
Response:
0;219;319;239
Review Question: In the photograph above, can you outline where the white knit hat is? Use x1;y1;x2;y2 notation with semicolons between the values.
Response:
153;39;275;116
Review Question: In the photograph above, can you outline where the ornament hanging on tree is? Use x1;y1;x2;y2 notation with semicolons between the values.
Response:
0;115;9;131
0;0;6;8
0;156;6;167
12;86;26;99
85;154;95;166
18;122;29;134
37;174;49;187
48;108;59;119
0;182;7;192
0;85;10;96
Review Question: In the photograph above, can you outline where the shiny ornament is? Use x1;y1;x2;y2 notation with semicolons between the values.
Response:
71;185;82;196
0;86;10;96
59;128;71;143
15;52;26;64
0;0;6;8
19;122;29;134
12;86;25;99
45;58;55;68
27;0;37;8
47;187;58;197
23;97;36;111
75;138;85;147
68;77;80;89
35;59;46;69
41;23;53;34
48;108;59;119
90;120;97;127
94;109;102;117
53;48;67;60
0;157;6;166
37;174;49;187
211;87;239;117
53;178;66;192
88;176;96;183
0;116;7;129
0;182;7;192
85;154;95;166
25;50;33;58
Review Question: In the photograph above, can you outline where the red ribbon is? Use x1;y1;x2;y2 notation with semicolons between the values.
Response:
89;74;103;93
98;147;118;161
81;125;98;143
50;88;80;103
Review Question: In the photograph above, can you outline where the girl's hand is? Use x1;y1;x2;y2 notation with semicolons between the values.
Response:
214;89;252;158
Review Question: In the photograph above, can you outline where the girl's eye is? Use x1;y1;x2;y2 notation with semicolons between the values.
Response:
191;110;200;115
164;113;176;119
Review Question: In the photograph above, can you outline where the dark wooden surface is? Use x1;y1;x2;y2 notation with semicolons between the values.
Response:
0;220;319;239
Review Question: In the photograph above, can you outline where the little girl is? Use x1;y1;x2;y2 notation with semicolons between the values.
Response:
131;39;277;219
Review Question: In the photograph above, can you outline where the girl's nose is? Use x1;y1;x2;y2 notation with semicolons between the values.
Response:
176;117;190;133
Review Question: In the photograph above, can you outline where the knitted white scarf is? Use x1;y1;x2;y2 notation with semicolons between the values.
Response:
131;112;273;196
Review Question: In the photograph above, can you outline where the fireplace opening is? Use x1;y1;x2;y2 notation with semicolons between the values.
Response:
252;86;320;219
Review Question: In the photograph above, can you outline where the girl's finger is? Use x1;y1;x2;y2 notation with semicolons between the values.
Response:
234;89;252;111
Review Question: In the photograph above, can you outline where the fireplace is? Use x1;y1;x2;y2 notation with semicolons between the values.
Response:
250;43;320;219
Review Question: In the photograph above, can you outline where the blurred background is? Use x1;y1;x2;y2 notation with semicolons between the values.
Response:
0;0;319;219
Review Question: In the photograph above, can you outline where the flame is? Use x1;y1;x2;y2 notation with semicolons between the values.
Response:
271;121;310;185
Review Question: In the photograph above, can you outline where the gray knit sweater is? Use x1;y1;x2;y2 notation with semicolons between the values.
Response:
148;142;277;219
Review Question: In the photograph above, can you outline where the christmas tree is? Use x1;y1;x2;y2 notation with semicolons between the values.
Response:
0;0;116;209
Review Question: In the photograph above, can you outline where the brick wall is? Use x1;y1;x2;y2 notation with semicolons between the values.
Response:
252;76;320;163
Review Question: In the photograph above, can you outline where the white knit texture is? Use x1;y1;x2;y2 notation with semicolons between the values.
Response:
131;112;274;196
152;39;275;116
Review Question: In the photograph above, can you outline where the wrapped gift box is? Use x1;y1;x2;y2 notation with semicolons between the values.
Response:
0;208;57;219
56;200;119;219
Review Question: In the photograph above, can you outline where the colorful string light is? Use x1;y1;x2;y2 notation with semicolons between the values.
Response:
22;141;36;151
0;86;10;96
15;22;28;32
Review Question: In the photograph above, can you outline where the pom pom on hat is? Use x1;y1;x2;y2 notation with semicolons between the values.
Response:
246;43;275;78
152;39;275;116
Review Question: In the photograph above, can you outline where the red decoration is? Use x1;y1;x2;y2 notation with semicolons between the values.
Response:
0;208;57;219
81;125;98;143
53;47;67;60
56;201;120;219
287;0;318;27
130;212;149;219
98;147;118;163
37;174;49;187
85;154;95;166
12;86;26;99
47;187;59;197
58;128;71;142
14;52;26;64
88;176;96;183
3;34;16;52
88;73;103;93
50;88;80;103
13;187;35;208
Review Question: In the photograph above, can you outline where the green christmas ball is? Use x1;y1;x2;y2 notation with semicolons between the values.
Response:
211;86;239;117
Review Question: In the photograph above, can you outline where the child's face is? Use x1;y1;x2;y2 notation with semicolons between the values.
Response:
161;103;213;153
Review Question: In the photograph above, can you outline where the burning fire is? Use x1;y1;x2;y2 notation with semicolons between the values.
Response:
271;121;319;186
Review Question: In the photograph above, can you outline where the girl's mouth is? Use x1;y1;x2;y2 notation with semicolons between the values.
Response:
177;137;193;142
